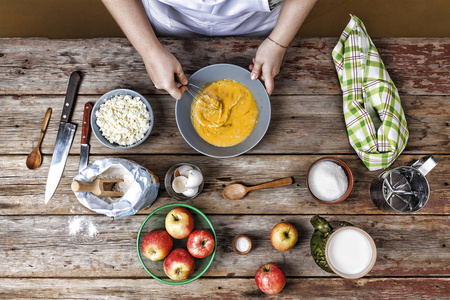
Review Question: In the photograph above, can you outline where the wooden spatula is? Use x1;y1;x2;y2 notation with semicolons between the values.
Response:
71;179;124;197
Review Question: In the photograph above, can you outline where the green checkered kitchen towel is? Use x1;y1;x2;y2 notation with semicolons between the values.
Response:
332;15;409;171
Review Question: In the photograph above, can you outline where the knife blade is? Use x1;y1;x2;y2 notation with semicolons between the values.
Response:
45;71;82;204
79;102;92;172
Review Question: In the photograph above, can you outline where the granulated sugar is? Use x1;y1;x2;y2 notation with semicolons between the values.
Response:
308;161;348;202
69;216;99;238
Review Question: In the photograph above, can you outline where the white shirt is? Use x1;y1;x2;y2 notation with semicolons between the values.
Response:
142;0;282;36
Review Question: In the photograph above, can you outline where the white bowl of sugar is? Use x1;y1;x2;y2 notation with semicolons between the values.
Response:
306;157;354;204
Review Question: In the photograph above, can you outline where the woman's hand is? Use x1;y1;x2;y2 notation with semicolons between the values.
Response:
143;46;188;99
101;0;188;100
250;0;317;95
249;37;287;95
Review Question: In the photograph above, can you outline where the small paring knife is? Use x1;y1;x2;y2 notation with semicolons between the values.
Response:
79;102;92;172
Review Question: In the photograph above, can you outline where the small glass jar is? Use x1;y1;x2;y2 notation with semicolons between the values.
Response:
165;163;204;201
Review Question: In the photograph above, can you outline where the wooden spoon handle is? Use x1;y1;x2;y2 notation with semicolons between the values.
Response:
247;177;294;191
72;179;124;197
71;180;101;195
37;108;52;146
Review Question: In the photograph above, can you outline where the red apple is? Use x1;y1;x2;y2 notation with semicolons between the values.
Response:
187;229;215;258
165;208;194;239
163;248;195;280
255;263;286;295
270;222;298;251
141;229;173;261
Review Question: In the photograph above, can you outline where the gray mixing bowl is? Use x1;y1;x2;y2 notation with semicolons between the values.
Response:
175;64;271;158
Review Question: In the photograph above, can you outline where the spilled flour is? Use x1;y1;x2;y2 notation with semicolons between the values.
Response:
68;216;99;238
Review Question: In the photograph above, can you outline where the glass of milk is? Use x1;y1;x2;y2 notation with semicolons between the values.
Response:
325;227;377;279
306;157;354;204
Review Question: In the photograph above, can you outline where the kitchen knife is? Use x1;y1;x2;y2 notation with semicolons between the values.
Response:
45;71;82;204
79;102;92;172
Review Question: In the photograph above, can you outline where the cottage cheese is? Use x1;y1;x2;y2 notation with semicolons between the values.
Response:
95;95;150;146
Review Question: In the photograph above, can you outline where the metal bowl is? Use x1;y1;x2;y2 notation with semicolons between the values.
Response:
91;89;154;150
136;203;217;285
175;64;271;158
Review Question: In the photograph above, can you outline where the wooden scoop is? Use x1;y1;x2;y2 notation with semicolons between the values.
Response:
26;108;52;170
222;177;294;200
71;179;124;197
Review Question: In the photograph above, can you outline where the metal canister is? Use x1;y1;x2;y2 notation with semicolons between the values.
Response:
370;155;438;213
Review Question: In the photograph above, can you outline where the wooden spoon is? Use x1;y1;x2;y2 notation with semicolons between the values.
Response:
222;177;294;200
71;179;124;197
26;108;52;170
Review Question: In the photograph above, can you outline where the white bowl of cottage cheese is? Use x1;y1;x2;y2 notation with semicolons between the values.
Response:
92;89;154;150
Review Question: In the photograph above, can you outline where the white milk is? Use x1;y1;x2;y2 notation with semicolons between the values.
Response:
327;228;373;275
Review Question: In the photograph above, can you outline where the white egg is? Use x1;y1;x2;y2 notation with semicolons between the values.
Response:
185;169;203;188
172;176;188;193
182;186;199;197
174;164;193;177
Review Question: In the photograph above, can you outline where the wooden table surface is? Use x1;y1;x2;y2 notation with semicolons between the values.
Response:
0;37;448;299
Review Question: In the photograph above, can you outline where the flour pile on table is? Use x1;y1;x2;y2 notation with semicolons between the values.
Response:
68;216;99;238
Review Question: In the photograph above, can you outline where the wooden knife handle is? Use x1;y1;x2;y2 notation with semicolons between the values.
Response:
60;71;82;123
81;103;92;144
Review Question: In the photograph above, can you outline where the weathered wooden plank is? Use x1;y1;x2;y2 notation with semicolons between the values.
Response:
1;94;448;155
0;215;448;277
0;155;447;215
0;38;449;96
0;278;448;299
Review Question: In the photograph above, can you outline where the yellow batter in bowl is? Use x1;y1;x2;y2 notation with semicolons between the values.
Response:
191;79;259;147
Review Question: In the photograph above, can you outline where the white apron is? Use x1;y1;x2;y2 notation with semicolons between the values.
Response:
141;0;282;36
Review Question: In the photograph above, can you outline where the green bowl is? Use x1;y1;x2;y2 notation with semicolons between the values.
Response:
136;203;217;285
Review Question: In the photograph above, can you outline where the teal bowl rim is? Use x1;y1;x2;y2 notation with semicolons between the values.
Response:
136;203;217;285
